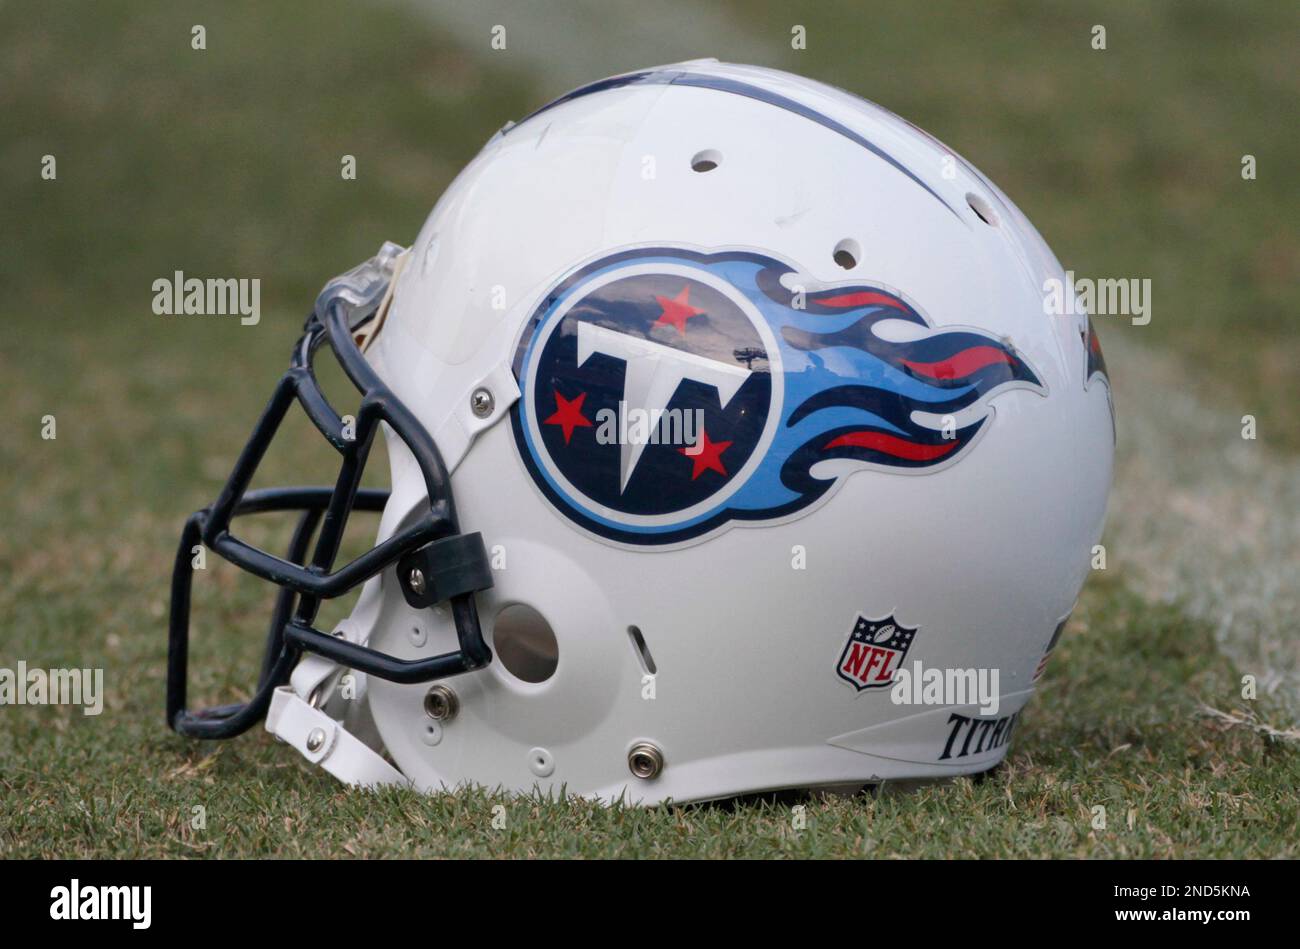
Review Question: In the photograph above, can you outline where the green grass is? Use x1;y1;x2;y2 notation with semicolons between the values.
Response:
3;574;1296;858
0;0;1296;857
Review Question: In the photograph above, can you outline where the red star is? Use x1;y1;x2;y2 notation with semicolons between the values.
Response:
678;428;732;480
653;285;705;335
543;390;593;445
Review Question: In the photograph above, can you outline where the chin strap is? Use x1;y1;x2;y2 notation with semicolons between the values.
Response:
266;687;409;789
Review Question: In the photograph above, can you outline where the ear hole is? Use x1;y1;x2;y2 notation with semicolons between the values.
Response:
691;149;722;172
492;604;559;683
833;238;860;270
966;192;998;226
626;625;657;675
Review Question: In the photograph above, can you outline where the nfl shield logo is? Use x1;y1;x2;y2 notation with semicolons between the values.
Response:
836;614;918;692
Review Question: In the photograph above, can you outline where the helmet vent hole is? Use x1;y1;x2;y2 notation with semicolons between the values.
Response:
626;625;657;675
832;239;860;270
492;604;559;683
691;149;721;173
966;192;998;226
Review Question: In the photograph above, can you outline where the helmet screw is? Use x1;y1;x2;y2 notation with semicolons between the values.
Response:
470;387;495;419
306;727;327;753
408;567;426;596
424;685;459;723
628;742;664;780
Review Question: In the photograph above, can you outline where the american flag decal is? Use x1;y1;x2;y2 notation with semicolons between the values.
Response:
1033;615;1071;683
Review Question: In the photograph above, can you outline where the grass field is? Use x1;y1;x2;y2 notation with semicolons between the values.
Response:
1;0;1297;857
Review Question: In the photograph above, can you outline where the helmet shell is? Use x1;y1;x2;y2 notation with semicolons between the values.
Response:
357;61;1113;802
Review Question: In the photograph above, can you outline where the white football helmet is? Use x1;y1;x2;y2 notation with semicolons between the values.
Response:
168;60;1114;804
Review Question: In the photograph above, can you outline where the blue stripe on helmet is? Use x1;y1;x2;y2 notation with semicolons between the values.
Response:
507;68;960;219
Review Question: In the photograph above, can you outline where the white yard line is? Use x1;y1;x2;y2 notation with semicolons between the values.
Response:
1105;331;1299;722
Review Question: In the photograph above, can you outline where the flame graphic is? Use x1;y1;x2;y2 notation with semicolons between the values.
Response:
750;263;1044;503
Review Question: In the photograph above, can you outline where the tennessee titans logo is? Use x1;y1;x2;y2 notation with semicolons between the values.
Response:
512;247;1044;546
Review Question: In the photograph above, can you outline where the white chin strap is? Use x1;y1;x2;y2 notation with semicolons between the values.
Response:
265;645;409;789
266;687;409;789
